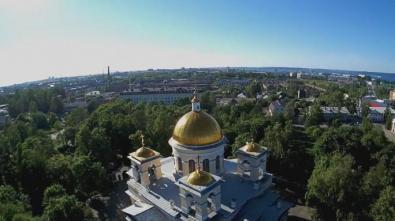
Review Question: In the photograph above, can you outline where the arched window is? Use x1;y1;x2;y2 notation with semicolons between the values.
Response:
178;157;183;171
189;159;195;173
215;156;220;171
203;159;210;172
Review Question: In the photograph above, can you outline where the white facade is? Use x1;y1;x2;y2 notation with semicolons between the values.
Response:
169;138;225;176
391;119;395;133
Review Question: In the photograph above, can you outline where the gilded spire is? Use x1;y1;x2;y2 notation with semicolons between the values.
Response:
191;89;199;102
132;133;156;158
140;134;145;147
191;89;201;112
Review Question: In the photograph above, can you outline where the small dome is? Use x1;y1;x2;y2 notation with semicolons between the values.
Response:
134;147;156;158
244;142;264;153
132;134;156;159
172;111;222;146
186;170;214;186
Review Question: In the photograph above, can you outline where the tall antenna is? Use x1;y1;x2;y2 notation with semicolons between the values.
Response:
106;66;112;91
193;72;197;92
129;75;132;92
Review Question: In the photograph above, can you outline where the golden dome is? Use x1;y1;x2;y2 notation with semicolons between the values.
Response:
186;170;213;186
244;142;264;153
172;111;222;146
134;146;156;158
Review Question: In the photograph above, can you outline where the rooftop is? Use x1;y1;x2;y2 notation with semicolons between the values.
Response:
320;107;350;114
127;157;292;220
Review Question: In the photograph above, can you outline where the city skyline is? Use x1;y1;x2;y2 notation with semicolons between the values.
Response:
1;0;395;86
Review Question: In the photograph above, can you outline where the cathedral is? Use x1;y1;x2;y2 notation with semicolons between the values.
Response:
122;92;292;221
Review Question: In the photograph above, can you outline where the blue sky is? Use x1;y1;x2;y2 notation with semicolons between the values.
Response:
0;0;394;86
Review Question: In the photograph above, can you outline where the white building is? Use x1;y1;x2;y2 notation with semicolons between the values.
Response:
391;119;395;134
296;72;303;79
123;93;292;221
85;90;101;97
0;109;9;128
120;89;192;104
0;104;9;128
368;107;395;122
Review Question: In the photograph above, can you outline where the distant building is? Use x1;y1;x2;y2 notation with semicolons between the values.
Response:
85;90;101;97
368;106;395;122
297;89;306;99
268;100;284;116
217;79;251;87
389;90;395;101
320;107;354;122
63;100;87;113
0;106;9;129
236;93;247;99
217;97;255;106
120;88;193;104
297;72;303;79
261;80;284;93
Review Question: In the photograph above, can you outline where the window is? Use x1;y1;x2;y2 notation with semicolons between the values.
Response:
215;156;220;171
203;159;210;172
178;157;183;171
189;160;195;173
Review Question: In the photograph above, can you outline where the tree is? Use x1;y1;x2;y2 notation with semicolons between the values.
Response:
42;185;66;208
305;104;323;126
42;195;84;221
0;185;31;221
70;155;107;199
384;106;392;130
370;186;395;221
31;112;49;130
361;161;392;210
231;133;251;153
17;135;54;214
264;122;293;158
361;102;370;118
49;97;63;115
245;80;261;98
306;153;359;220
11;214;39;221
200;92;216;112
87;97;101;113
64;108;88;128
284;100;296;121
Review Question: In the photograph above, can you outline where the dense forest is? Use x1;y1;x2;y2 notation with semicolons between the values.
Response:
0;83;394;221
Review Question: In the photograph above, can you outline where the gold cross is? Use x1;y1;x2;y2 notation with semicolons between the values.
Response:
140;134;145;147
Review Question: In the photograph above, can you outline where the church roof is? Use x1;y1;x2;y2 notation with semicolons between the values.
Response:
126;157;292;221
